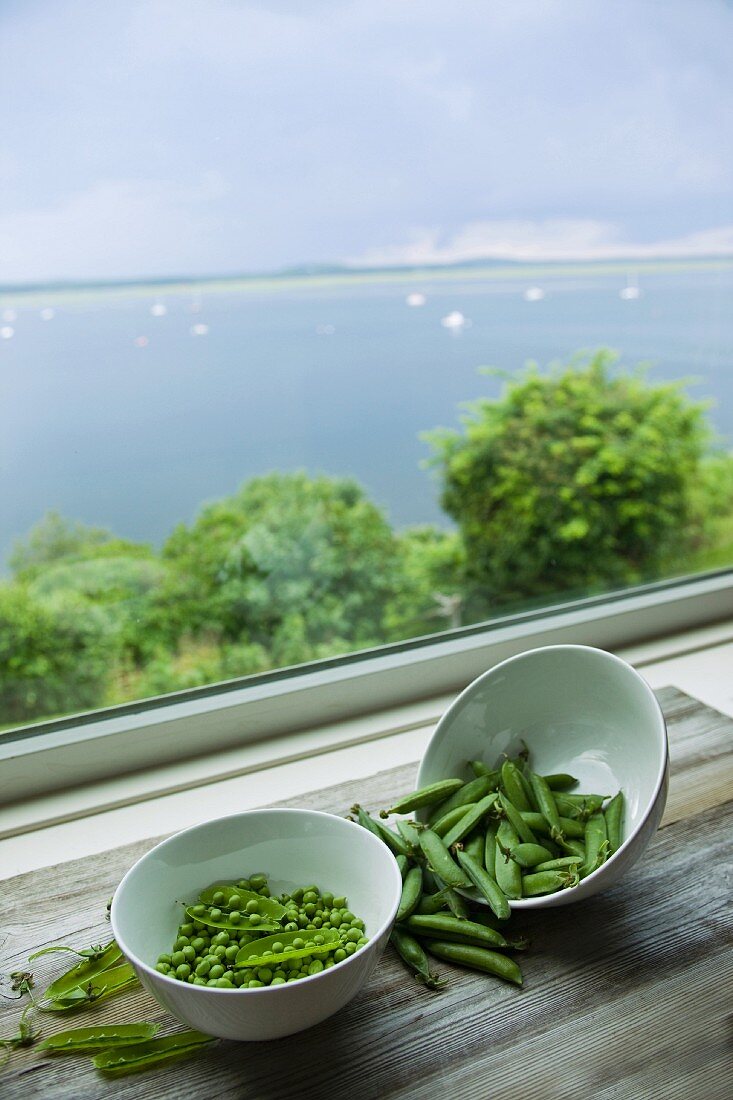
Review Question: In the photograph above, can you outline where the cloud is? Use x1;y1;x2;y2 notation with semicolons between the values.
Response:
348;219;733;266
0;176;229;283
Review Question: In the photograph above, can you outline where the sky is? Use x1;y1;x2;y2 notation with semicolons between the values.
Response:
1;0;732;283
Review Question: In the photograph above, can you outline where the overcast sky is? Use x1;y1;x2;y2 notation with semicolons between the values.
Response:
1;0;732;282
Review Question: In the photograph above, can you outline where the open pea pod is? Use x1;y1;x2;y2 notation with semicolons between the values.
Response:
43;962;138;1012
93;1031;216;1076
235;928;340;968
39;1023;159;1052
185;906;280;933
197;884;286;920
40;941;123;1004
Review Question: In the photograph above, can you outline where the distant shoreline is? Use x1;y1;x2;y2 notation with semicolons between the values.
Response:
2;255;732;306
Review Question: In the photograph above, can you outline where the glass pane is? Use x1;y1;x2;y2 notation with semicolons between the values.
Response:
1;2;731;731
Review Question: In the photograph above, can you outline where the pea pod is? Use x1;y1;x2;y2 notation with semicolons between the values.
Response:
532;856;583;872
581;812;609;878
234;928;340;968
542;773;578;790
40;941;123;1004
418;828;469;889
604;791;625;854
508;842;554;868
184;906;280;933
483;822;498;879
389;928;445;991
498;793;538;845
396;865;423;923
384;778;464;815
43;962;138;1012
424;940;522;986
500;760;532;812
416;889;451;915
395;854;410;881
522;869;579;896
401;913;510;951
93;1031;216;1075
442;793;498;848
395;818;423;853
494;821;522;900
197;885;286;920
427;775;494;824
432;875;471;920
462;830;485;863
520;811;585;839
38;1023;159;1053
455;848;511;920
432;802;478;839
527;770;564;841
469;762;500;785
29;943;110;963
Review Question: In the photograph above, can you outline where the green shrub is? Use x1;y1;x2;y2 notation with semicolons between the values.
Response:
426;350;716;608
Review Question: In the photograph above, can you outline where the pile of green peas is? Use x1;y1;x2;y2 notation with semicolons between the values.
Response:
155;875;369;990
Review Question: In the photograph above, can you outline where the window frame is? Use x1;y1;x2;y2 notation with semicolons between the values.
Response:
1;568;732;809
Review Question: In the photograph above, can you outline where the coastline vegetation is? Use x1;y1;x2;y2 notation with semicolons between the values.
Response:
2;349;732;729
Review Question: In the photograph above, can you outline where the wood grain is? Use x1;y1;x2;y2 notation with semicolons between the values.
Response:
1;686;731;1100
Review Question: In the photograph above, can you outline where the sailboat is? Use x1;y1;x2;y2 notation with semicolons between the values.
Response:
620;274;641;300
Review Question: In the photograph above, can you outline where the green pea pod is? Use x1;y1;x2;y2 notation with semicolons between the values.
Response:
184;906;280;933
418;829;469;889
532;856;584;872
384;778;464;815
432;802;478;838
424;940;522;986
456;848;511;920
498;793;538;845
484;822;498;879
500;760;532;812
41;941;123;1004
38;1023;159;1053
509;842;554;868
432;875;471;920
395;854;410;881
527;771;564;841
542;773;579;790
522;869;579;896
604;791;625;854
389;928;446;991
426;774;494;824
520;811;585;839
395;818;422;853
373;818;413;858
581;813;609;878
28;943;109;963
44;962;138;1012
469;762;500;785
197;885;286;920
93;1031;216;1076
494;821;522;900
234;928;340;968
396;865;423;923
462;830;485;863
415;889;451;915
442;793;498;848
401;913;510;952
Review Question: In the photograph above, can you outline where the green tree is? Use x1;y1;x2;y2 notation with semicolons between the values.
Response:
426;350;719;609
386;526;466;639
0;584;114;724
144;471;401;660
9;511;152;580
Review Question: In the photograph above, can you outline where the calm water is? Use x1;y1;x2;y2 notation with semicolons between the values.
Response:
1;267;732;564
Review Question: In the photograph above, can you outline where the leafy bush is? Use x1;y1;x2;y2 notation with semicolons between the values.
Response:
426;350;717;608
0;584;114;724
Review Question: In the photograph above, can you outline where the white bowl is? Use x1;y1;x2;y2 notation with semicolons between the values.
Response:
416;644;668;908
110;808;402;1040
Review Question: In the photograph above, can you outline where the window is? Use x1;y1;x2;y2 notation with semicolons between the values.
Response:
1;3;731;793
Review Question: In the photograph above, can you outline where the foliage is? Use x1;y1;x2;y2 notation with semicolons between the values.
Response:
142;471;400;654
386;526;466;638
425;350;716;607
9;511;153;581
0;584;114;724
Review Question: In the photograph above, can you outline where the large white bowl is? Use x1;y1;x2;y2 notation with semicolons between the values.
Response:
416;644;669;908
110;808;402;1041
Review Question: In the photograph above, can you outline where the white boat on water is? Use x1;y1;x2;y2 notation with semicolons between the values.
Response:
441;310;468;330
620;275;641;300
406;292;426;307
524;287;545;302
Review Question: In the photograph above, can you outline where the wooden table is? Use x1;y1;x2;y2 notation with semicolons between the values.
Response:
1;686;731;1100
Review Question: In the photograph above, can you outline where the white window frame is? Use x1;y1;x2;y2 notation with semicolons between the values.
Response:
1;569;732;809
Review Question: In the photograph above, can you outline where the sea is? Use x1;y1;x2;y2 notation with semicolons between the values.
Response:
1;263;732;566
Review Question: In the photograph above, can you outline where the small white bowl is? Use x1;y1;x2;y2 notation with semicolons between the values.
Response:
416;644;668;908
110;808;402;1041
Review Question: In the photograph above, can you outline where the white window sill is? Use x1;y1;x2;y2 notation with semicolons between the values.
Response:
1;621;731;881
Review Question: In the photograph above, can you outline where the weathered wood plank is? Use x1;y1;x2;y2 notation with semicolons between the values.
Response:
0;688;731;1100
